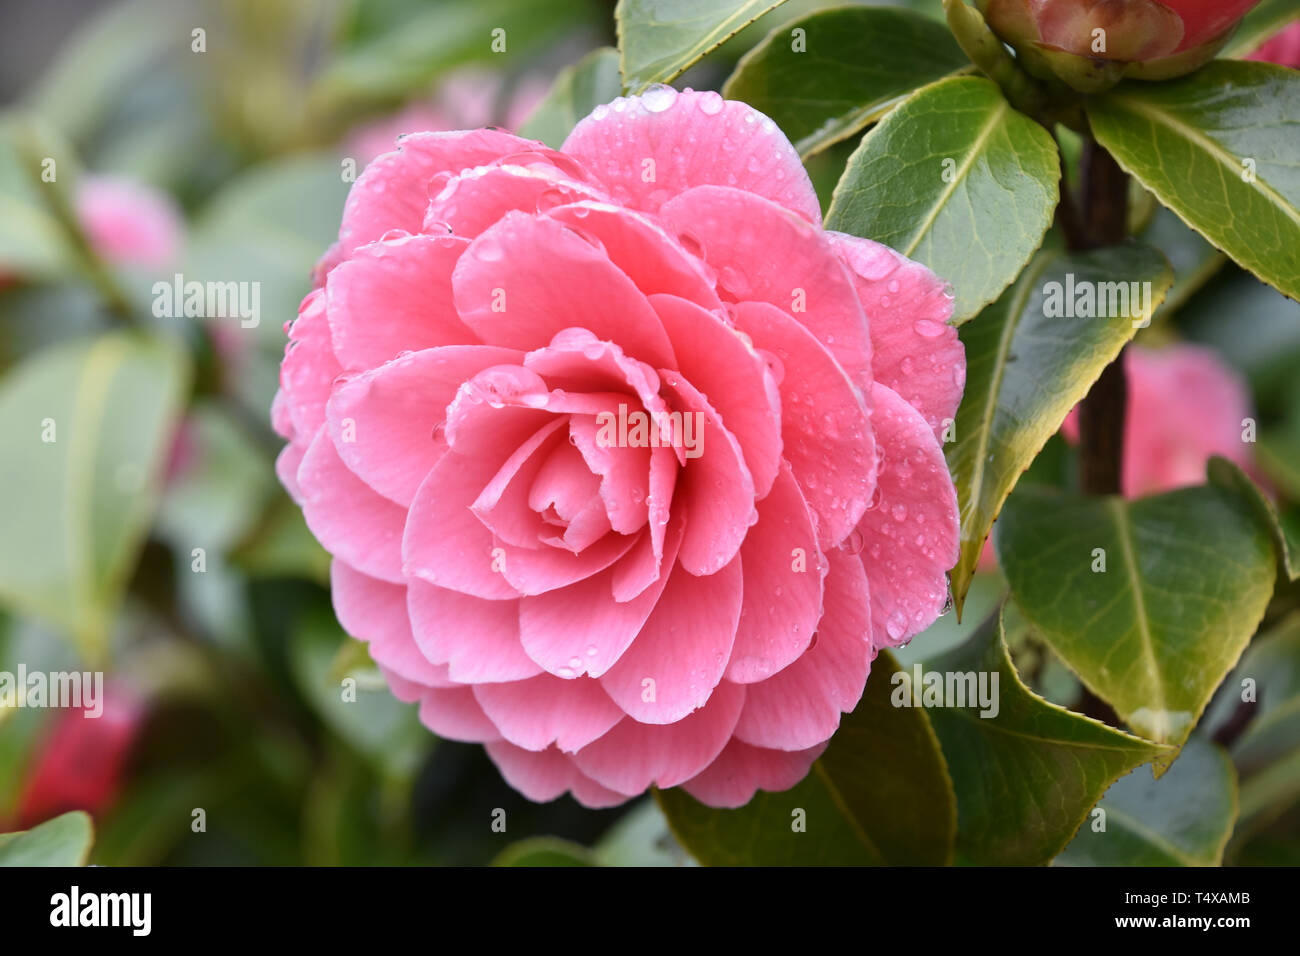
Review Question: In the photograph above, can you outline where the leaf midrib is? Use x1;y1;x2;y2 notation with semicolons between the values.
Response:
1107;497;1167;733
1102;93;1300;233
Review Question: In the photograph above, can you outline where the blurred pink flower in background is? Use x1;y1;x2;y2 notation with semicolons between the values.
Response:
275;89;965;808
1248;21;1300;67
346;69;548;167
1064;343;1253;498
13;685;145;831
75;174;183;269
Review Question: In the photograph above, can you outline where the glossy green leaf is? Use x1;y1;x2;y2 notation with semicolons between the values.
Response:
657;650;956;865
1223;0;1300;58
996;483;1277;759
518;48;623;148
1208;455;1300;580
0;333;189;660
1089;62;1300;303
826;76;1059;323
722;6;968;158
492;837;594;866
947;244;1173;614
0;811;94;866
922;611;1170;865
617;0;790;92
1056;735;1237;866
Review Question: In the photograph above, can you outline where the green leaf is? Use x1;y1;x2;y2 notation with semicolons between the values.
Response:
0;811;94;866
826;76;1059;324
657;650;955;865
1208;455;1300;581
722;6;969;158
996;483;1277;760
1222;0;1300;59
185;153;349;348
922;610;1170;865
592;799;692;866
313;0;587;114
1056;735;1237;866
1139;204;1224;320
231;491;331;585
0;333;189;661
0;114;81;279
492;837;594;866
1088;62;1300;303
518;48;623;148
946;244;1173;614
289;607;428;777
617;0;790;92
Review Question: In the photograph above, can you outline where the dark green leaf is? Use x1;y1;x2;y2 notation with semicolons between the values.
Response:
923;611;1171;865
657;650;956;865
1056;735;1237;866
826;76;1059;323
1208;455;1300;580
617;0;790;92
722;6;969;158
996;483;1277;759
947;244;1173;613
492;837;594;866
1089;62;1300;303
518;48;623;148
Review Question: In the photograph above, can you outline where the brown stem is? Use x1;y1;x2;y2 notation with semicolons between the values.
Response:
1071;140;1130;496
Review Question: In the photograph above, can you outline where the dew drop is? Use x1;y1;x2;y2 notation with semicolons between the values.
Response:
642;84;678;113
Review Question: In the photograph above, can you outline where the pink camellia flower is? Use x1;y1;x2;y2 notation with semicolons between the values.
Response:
1063;343;1252;498
274;88;964;808
1248;21;1300;68
75;175;182;269
13;686;144;830
977;0;1261;88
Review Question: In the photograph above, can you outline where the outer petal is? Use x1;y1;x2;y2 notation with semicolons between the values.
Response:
484;742;632;808
734;301;875;548
658;186;872;394
416;685;502;743
407;579;539;683
856;383;959;649
599;555;743;723
562;91;820;224
724;464;823;684
679;739;826;809
325;234;478;371
452;211;676;367
829;231;963;437
297;427;407;584
280;290;341;439
337;129;539;255
572;680;746;794
473;675;624;752
545;202;721;309
733;549;873;750
330;560;453;688
423;163;604;238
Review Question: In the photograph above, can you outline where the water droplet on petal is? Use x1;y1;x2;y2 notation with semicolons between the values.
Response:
642;84;678;113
